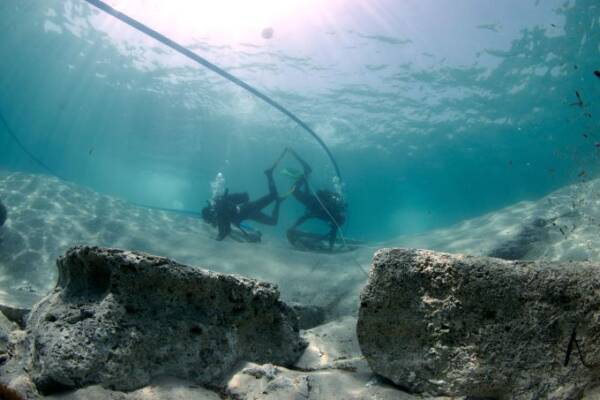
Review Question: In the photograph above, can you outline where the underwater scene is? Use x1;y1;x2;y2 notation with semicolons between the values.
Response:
1;0;600;399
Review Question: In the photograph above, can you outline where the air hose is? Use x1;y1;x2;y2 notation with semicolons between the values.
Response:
82;0;342;182
0;109;58;176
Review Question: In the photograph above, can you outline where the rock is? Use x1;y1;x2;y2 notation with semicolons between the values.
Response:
45;378;222;400
0;198;6;227
223;317;452;400
0;305;30;329
0;311;18;358
226;361;418;400
27;246;306;394
0;326;36;399
289;302;326;329
0;376;37;400
357;248;600;400
295;316;365;372
0;383;26;400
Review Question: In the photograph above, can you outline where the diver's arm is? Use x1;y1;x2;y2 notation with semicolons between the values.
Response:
227;192;250;205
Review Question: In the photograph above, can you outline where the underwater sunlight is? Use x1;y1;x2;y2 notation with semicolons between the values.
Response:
1;0;600;398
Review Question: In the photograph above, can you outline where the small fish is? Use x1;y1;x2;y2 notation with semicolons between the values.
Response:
585;112;592;118
89;147;94;156
595;142;600;148
583;133;589;138
595;70;600;79
574;65;579;70
570;90;584;107
578;170;586;177
551;23;557;27
559;227;566;236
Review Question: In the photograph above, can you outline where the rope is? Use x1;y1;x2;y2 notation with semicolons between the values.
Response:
0;109;57;176
82;0;342;181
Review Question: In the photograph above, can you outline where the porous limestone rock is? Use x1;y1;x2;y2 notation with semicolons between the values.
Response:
0;305;29;329
27;246;305;393
45;378;222;400
0;310;17;358
358;248;600;400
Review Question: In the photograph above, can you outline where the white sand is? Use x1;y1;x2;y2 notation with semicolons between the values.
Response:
1;170;598;312
0;171;371;312
388;178;600;261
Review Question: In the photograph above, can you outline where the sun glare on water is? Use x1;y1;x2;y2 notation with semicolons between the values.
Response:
108;0;325;41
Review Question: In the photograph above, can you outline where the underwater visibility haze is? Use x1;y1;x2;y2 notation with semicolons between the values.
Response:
0;0;598;298
2;0;600;399
0;0;599;303
0;0;596;240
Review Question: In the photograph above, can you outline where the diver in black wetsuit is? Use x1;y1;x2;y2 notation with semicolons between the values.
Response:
286;149;346;251
201;152;285;242
0;198;6;227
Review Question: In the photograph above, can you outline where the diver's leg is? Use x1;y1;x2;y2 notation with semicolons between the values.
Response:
251;200;281;226
287;214;325;250
246;171;282;225
292;178;313;207
265;167;278;197
327;224;337;251
264;148;288;176
240;168;282;223
289;213;311;230
287;149;313;176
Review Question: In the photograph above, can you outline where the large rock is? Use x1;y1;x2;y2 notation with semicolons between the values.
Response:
357;248;600;400
0;311;17;358
27;246;306;393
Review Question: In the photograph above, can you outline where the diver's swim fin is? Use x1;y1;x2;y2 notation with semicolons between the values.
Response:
281;167;304;181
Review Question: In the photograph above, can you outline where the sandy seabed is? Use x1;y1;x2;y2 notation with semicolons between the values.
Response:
2;170;600;399
0;170;372;313
1;170;599;310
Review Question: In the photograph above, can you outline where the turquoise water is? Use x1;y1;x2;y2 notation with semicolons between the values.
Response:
0;0;599;242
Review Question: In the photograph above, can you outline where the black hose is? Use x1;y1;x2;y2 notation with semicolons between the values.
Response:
82;0;342;181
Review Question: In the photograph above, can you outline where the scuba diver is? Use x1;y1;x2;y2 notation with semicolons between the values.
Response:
285;148;347;252
0;198;6;227
201;151;286;242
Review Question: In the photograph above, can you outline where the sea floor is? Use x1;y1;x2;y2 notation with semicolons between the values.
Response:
1;170;598;312
0;170;372;313
2;170;600;399
393;177;599;261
